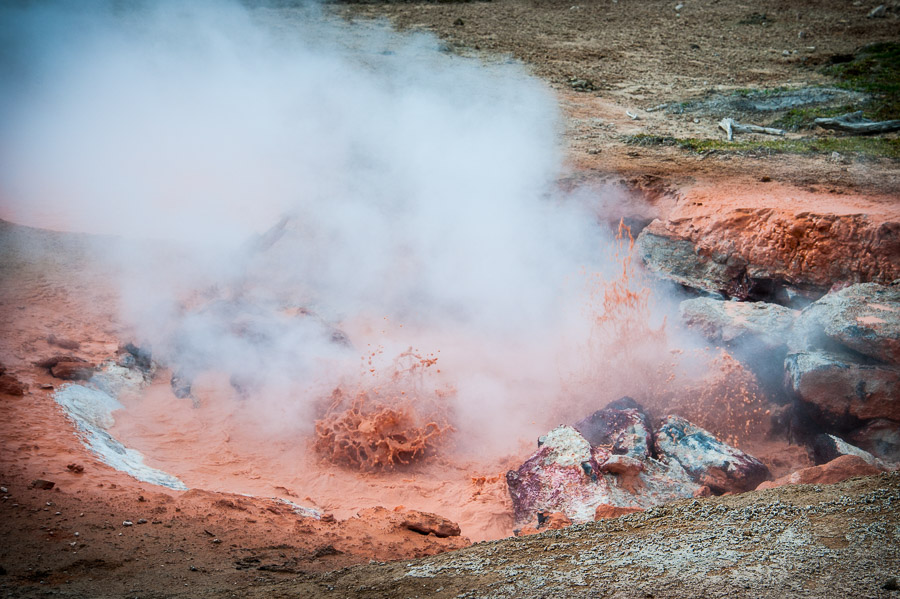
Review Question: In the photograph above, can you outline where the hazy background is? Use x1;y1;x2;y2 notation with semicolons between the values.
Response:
0;0;689;456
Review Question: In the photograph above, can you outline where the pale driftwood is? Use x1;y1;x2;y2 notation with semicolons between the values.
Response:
815;111;900;134
645;103;669;113
719;117;785;140
718;117;735;141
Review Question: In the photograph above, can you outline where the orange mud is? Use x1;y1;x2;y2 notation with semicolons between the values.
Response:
1;216;812;555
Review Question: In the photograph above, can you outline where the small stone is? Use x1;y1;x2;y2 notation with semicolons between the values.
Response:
675;3;683;10
0;487;7;493
137;518;148;524
868;4;886;18
30;479;55;490
782;50;791;56
123;520;133;527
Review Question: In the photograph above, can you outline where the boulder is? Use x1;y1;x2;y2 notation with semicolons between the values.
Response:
785;350;900;426
572;396;653;459
850;419;900;464
654;415;770;493
679;297;797;350
506;425;612;525
794;281;900;365
756;455;883;489
636;194;900;300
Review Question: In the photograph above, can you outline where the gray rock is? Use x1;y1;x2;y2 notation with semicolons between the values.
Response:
654;415;770;493
637;230;745;297
812;433;887;469
794;281;900;365
679;297;797;349
785;350;900;426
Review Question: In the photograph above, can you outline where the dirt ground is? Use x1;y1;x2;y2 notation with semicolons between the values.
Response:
2;1;899;597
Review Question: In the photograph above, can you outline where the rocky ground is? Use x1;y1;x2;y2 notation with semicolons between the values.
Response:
2;0;899;597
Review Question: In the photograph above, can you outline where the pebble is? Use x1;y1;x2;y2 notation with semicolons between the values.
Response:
123;520;133;527
1;487;7;493
137;518;148;524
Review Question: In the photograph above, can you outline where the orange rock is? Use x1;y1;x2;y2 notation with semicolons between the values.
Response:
594;504;644;520
50;361;96;381
756;455;883;490
400;509;461;538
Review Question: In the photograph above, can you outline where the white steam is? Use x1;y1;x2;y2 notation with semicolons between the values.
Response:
0;1;639;454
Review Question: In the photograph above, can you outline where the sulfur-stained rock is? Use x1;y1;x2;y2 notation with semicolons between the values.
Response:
655;416;770;493
507;423;700;527
572;397;653;459
785;350;900;426
506;426;612;526
756;455;883;490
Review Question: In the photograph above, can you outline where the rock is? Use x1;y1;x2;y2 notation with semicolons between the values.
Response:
122;343;153;371
679;297;797;349
636;201;900;301
171;370;193;399
655;416;770;493
29;479;55;490
812;433;887;469
794;281;900;366
507;424;700;526
66;463;85;474
572;397;653;459
123;520;133;526
594;504;644;520
400;510;461;538
785;350;900;426
507;426;611;525
850;419;900;463
756;455;882;489
50;361;96;381
868;4;886;17
0;373;27;396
